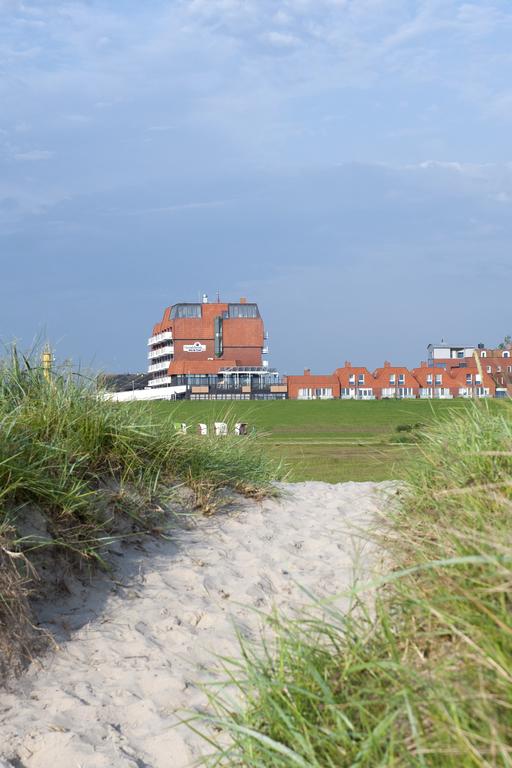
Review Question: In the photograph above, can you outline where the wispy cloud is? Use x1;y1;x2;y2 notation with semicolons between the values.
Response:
14;149;53;161
107;200;233;216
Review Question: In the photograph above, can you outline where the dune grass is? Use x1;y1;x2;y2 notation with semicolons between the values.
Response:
0;348;279;678
200;400;512;767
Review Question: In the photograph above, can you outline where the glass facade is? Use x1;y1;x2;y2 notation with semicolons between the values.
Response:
170;304;202;319
228;303;259;319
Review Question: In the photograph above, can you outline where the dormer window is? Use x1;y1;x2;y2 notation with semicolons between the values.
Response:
503;351;510;358
480;351;487;358
427;374;432;384
435;374;442;385
466;373;472;385
349;374;355;385
398;374;405;385
358;374;365;385
390;374;396;385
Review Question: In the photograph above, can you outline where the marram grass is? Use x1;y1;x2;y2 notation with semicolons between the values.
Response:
199;400;512;767
0;347;280;677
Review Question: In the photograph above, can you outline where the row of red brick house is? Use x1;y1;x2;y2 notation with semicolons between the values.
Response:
287;355;511;400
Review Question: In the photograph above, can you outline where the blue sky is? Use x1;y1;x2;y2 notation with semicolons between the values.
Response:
1;0;511;374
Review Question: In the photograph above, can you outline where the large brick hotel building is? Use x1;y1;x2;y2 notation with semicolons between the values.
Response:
147;297;511;400
147;295;287;399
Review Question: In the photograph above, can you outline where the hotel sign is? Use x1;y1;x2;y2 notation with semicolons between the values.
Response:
183;342;206;352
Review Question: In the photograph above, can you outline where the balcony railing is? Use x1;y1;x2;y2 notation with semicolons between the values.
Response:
148;345;174;360
148;331;173;346
148;361;171;374
148;375;173;387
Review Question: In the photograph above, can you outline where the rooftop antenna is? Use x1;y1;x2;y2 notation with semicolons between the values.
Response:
216;288;220;303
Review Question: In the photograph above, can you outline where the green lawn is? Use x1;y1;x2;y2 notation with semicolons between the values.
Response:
146;399;476;483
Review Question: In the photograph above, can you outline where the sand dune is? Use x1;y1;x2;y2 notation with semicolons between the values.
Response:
0;481;395;768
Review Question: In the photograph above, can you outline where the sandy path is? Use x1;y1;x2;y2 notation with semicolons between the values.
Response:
0;481;394;768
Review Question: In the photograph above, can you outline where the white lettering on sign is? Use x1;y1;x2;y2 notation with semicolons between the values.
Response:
183;342;206;352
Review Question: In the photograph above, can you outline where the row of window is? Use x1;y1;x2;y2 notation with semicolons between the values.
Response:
348;374;407;385
169;303;259;320
341;388;374;398
298;388;333;399
348;374;366;385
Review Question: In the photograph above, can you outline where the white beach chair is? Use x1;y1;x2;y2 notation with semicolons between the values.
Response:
198;423;208;436
235;422;248;436
214;421;228;436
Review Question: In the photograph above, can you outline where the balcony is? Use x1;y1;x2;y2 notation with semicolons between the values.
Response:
148;375;173;387
148;360;171;374
148;344;174;360
148;330;173;346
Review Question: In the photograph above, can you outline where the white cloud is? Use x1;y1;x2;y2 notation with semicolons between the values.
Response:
107;200;232;216
261;30;301;47
14;149;53;161
146;124;174;132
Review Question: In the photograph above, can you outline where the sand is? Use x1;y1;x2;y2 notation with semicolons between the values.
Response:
0;481;395;768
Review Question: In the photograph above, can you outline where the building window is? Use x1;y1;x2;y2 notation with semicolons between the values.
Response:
358;374;365;385
389;374;396;385
480;351;487;357
349;374;355;384
298;388;312;399
427;374;432;384
466;374;472;385
398;374;405;385
435;374;442;385
170;304;202;319
315;388;333;398
228;303;259;319
503;351;510;358
486;365;492;373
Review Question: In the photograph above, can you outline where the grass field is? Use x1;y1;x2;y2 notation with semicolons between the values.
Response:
148;399;475;482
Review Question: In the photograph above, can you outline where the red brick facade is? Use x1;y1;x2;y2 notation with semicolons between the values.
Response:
287;370;340;400
287;358;502;399
152;299;264;373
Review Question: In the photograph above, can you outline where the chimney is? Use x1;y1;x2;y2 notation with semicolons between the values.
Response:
239;297;247;304
384;360;391;368
304;368;311;376
420;361;427;368
344;361;352;368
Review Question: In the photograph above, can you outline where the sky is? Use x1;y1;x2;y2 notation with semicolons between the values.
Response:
0;0;511;375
